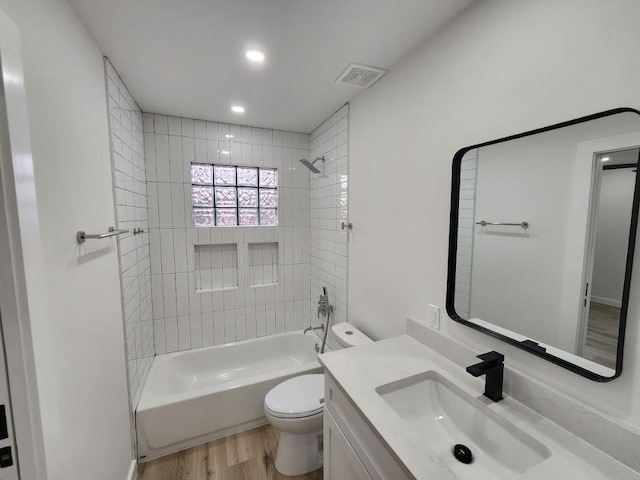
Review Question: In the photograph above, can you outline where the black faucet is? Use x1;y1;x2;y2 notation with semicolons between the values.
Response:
466;351;504;402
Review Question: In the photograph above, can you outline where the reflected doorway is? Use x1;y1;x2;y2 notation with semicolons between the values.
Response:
582;148;639;368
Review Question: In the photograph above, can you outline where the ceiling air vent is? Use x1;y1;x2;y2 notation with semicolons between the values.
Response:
336;63;387;88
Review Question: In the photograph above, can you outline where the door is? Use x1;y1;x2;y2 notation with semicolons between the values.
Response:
578;148;639;366
0;312;18;480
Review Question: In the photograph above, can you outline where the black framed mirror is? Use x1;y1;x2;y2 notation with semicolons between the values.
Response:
446;108;640;381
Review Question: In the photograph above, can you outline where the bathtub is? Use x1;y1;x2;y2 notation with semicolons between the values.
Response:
136;331;322;461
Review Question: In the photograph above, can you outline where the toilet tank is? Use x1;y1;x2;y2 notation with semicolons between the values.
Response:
331;323;373;349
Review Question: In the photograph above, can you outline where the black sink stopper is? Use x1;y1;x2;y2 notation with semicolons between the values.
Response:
453;444;473;464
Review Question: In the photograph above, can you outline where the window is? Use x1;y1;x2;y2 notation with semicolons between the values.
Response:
191;164;278;227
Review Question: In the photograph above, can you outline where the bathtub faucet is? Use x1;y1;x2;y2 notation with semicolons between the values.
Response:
304;324;325;334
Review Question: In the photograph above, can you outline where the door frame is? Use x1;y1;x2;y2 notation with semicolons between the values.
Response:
571;134;640;359
0;7;61;480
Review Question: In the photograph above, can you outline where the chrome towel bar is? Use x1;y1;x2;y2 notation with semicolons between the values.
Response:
76;226;129;244
476;220;529;229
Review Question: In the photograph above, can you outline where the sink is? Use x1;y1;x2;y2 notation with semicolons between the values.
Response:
376;371;551;475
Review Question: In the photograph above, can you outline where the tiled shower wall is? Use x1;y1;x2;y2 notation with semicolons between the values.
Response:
309;104;349;329
105;59;154;409
144;114;312;353
455;148;478;318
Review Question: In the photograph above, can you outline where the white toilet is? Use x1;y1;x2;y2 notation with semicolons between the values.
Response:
264;323;373;476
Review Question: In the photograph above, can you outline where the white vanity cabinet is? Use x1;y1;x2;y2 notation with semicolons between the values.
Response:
323;375;413;480
324;410;372;480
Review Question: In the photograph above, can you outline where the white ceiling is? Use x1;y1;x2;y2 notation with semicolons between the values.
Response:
67;0;472;133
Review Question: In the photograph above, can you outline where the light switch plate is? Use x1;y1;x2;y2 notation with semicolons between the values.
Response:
427;304;440;330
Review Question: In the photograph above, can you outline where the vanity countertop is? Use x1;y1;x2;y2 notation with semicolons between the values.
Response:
318;335;640;480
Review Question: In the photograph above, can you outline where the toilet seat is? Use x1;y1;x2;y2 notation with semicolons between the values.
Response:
264;374;324;419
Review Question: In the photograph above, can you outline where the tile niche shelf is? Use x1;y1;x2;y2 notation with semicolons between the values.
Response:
248;242;280;288
194;243;239;293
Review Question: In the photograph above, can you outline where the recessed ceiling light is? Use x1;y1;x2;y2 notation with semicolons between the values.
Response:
601;157;610;162
231;105;245;114
225;134;234;139
245;49;265;63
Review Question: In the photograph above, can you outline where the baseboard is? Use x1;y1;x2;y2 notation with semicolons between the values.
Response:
126;460;137;480
590;296;622;308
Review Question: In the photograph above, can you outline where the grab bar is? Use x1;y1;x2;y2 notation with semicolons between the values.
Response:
476;220;529;229
76;226;129;244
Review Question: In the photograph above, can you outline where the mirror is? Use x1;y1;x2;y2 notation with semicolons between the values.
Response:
446;108;640;381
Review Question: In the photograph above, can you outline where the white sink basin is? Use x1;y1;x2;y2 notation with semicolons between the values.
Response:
376;371;551;476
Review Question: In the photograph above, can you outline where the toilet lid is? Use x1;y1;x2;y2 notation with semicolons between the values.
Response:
265;374;324;418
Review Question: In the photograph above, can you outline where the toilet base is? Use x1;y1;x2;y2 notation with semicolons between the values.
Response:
274;430;323;476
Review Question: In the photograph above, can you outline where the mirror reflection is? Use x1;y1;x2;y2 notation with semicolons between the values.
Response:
450;110;640;379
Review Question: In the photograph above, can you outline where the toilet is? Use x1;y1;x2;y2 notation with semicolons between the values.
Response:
264;323;373;476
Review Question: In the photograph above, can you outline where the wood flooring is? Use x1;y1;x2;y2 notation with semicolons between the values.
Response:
583;301;620;369
137;425;323;480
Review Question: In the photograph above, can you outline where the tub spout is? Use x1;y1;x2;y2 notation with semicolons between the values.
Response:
304;324;325;334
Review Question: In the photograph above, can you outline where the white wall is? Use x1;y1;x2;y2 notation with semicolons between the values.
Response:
349;0;640;425
0;0;133;478
309;104;349;328
592;167;637;305
145;114;312;352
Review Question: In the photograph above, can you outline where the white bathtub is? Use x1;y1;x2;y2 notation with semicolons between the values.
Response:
136;331;322;461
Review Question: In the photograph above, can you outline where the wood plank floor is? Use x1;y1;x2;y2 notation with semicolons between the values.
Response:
583;301;620;369
137;425;323;480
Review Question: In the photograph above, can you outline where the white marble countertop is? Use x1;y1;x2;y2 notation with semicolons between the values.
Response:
318;335;640;480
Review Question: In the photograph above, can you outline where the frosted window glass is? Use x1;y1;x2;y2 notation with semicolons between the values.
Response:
237;167;258;187
193;208;214;227
259;209;278;226
191;164;213;185
214;165;236;185
192;186;214;207
215;187;237;207
259;189;278;208
239;209;259;226
238;188;258;207
216;208;237;226
259;168;278;188
191;163;278;227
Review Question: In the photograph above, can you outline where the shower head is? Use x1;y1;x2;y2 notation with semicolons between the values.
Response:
299;156;325;174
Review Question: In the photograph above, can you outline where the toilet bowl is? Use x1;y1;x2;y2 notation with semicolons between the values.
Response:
264;323;373;476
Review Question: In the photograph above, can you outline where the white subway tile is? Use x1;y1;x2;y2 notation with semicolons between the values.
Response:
154;320;166;354
176;273;189;316
162;274;177;317
235;308;246;341
164;317;179;352
155;134;170;182
213;314;225;345
154;114;168;134
202;313;214;347
284;302;294;332
169;136;184;183
189;314;203;348
168;116;181;136
194;120;207;138
160;229;175;274
245;307;257;339
255;305;267;337
181;118;194;138
178;315;191;350
223;310;235;342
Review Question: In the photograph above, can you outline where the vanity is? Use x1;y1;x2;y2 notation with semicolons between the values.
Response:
319;330;640;479
318;108;640;478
